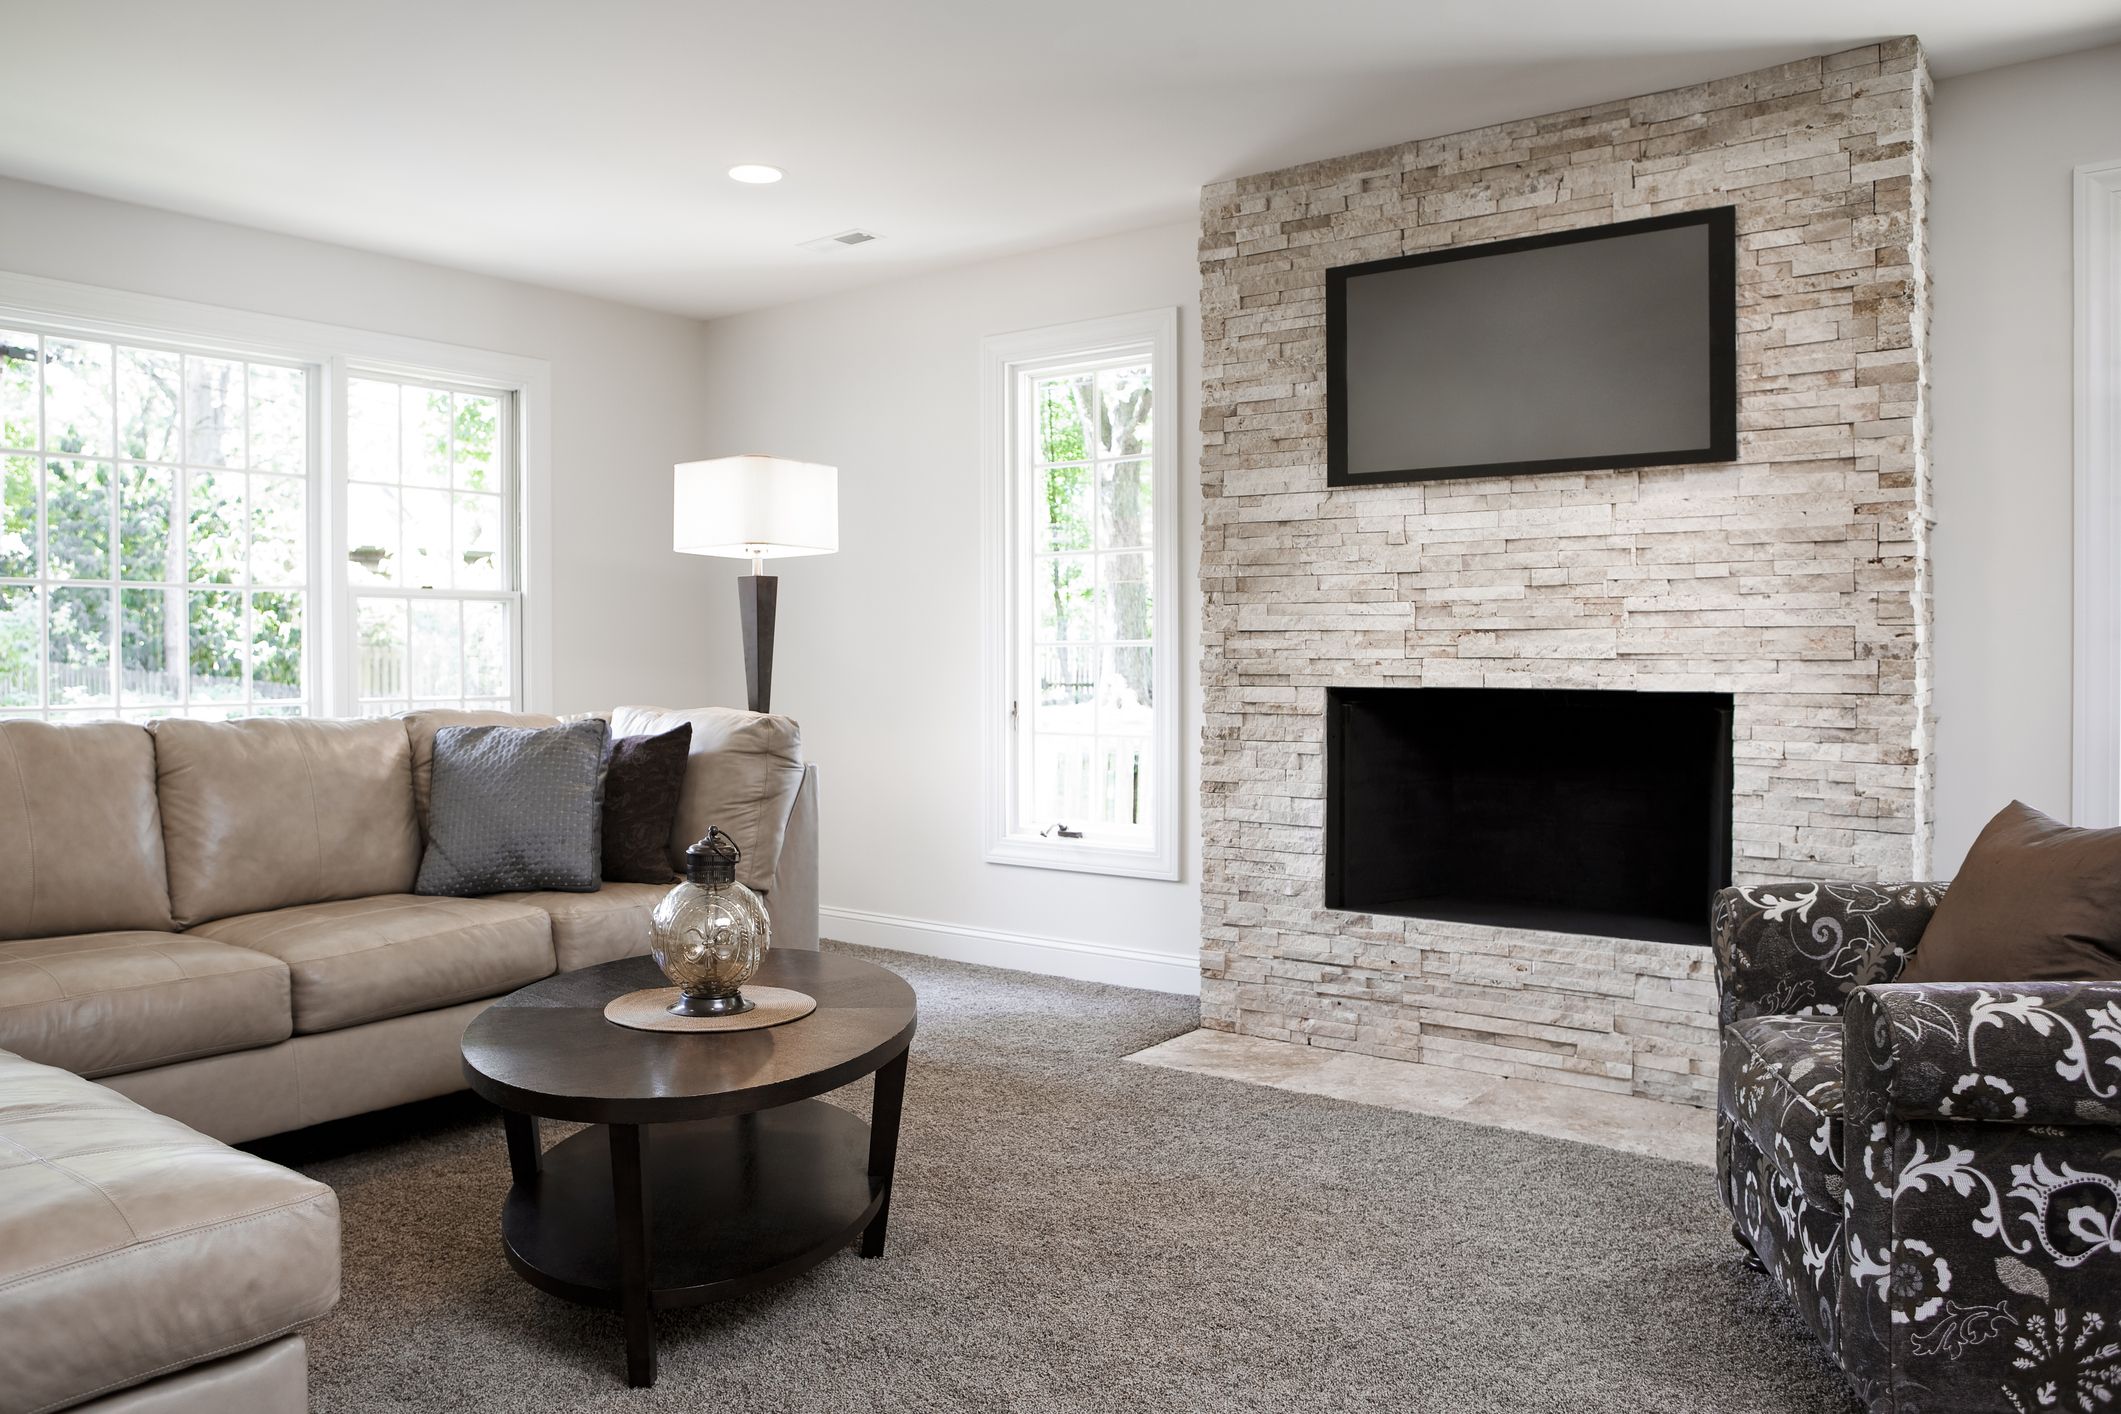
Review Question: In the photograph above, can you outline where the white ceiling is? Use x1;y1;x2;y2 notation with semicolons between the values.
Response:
3;1;2117;320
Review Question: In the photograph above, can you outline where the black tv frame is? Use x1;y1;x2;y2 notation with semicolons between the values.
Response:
1325;206;1738;488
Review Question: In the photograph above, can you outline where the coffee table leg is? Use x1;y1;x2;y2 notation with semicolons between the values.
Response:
861;1046;909;1259
608;1124;656;1387
503;1111;541;1187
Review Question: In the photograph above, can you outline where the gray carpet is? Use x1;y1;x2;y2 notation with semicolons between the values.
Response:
250;943;1859;1413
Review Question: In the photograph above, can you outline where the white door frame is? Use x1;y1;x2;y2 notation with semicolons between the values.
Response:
2073;159;2121;825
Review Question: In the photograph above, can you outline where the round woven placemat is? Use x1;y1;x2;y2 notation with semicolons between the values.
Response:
602;985;818;1034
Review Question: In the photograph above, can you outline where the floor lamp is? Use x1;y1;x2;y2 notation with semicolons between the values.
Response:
672;455;839;713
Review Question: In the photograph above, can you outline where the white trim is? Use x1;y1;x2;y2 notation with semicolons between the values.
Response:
318;360;343;716
519;374;554;714
0;269;556;713
819;904;1201;996
979;307;1182;881
2074;160;2121;826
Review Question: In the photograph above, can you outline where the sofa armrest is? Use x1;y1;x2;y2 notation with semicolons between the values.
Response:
768;764;820;952
1711;880;1945;1025
1844;980;2121;1127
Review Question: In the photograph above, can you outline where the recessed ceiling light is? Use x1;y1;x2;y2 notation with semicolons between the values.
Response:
727;164;784;184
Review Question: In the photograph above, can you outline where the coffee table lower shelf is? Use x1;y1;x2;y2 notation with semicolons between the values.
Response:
500;1099;884;1381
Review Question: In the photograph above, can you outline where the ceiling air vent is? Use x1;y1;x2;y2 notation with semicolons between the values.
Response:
798;228;882;253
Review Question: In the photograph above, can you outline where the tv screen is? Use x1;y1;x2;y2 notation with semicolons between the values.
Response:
1327;207;1735;486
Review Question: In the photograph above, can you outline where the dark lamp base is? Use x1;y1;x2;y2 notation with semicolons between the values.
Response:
668;990;755;1019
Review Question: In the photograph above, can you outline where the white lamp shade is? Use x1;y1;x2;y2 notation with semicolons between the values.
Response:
673;455;839;559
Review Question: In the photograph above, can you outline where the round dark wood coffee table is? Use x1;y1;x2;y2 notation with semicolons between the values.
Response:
460;949;917;1388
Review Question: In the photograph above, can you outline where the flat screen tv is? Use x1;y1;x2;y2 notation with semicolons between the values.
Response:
1326;207;1736;487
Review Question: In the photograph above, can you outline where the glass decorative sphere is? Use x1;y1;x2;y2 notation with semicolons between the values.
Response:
650;829;772;1017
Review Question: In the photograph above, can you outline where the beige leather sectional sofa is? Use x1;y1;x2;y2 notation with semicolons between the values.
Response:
0;704;815;1413
0;1052;340;1414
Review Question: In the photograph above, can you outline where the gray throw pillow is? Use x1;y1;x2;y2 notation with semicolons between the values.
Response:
416;719;609;896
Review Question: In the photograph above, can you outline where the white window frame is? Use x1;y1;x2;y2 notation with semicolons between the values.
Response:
980;307;1180;881
333;365;524;716
0;270;554;716
2074;159;2121;826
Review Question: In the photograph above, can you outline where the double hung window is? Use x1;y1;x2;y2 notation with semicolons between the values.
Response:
344;374;517;716
0;305;527;722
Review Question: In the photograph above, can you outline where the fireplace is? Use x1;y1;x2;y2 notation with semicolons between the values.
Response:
1325;687;1733;946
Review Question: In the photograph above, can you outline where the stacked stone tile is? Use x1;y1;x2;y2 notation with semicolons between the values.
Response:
1196;42;1933;1104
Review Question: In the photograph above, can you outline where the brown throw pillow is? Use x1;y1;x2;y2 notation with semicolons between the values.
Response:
1903;800;2121;984
600;723;692;884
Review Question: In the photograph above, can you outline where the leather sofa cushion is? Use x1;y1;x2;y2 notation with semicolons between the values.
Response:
0;1052;338;1414
1720;1014;1845;1211
151;717;422;927
195;895;554;1034
493;883;668;972
609;705;804;895
403;708;560;837
0;720;173;941
0;932;291;1079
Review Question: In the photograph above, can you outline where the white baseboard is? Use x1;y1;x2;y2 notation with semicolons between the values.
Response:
818;905;1202;996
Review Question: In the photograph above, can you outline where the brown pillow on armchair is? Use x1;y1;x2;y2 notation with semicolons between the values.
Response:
1902;800;2121;983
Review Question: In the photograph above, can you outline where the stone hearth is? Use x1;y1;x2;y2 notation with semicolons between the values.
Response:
1196;41;1933;1104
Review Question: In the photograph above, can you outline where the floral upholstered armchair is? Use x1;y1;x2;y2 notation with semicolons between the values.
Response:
1714;881;2121;1414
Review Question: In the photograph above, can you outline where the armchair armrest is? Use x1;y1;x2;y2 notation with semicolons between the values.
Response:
1837;980;2121;1406
1711;880;1945;1025
1844;980;2121;1127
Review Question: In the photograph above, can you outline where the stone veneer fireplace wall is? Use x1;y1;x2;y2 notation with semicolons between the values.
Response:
1196;41;1933;1105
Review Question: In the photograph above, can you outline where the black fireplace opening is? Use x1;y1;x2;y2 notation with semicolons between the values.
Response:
1325;687;1733;947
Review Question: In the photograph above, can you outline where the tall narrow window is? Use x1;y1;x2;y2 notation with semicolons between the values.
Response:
982;309;1179;880
0;327;312;718
343;374;517;716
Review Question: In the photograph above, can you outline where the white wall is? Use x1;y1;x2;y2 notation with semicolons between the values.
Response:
1931;42;2121;871
11;28;2100;967
0;175;714;716
697;223;1203;990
